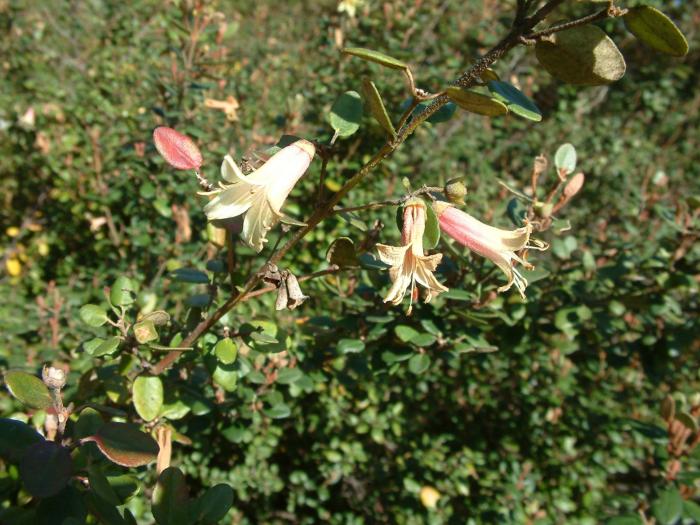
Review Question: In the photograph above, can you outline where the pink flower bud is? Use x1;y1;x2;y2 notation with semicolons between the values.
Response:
153;126;203;170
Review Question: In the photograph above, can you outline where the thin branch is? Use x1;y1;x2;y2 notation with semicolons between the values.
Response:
523;6;627;41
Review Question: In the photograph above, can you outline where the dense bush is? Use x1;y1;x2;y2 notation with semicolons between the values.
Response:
0;1;698;524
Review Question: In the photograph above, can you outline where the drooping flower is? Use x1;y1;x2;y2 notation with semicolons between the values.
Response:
202;139;315;252
433;201;547;297
376;199;448;310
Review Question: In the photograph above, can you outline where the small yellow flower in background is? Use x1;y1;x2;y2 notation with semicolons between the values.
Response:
433;201;547;298
202;139;315;252
6;258;21;277
376;199;448;311
337;0;367;18
419;486;441;509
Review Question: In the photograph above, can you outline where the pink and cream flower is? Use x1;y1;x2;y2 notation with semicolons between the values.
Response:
202;139;315;252
376;199;448;310
433;201;547;298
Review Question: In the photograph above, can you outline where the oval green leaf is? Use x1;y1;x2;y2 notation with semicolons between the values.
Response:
212;363;238;393
329;91;363;138
132;375;164;422
446;87;508;117
0;418;44;462
88;465;121;506
110;276;135;307
408;353;431;374
342;47;408;70
651;487;683;525
624;6;688;57
194;484;234;525
338;338;365;354
534;25;626;86
86;422;159;467
4;370;52;410
152;467;189;525
554;143;577;174
423;200;441;250
361;78;396;138
170;268;209;284
19;441;72;498
80;304;109;327
487;81;542;121
214;337;238;365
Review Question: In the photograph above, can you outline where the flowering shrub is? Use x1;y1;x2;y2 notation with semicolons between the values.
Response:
0;1;697;524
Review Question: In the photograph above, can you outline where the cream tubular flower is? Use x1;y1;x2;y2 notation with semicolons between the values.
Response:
202;140;315;252
376;200;448;310
433;201;547;298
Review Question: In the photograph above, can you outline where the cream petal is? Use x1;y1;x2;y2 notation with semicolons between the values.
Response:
376;243;410;266
414;262;448;303
384;258;415;304
241;193;279;252
204;183;257;221
221;155;246;183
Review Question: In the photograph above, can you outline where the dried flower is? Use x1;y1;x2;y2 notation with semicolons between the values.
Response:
202;139;315;252
153;127;203;170
376;200;448;310
433;201;547;298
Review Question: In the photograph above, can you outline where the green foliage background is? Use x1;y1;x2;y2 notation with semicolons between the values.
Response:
0;0;699;523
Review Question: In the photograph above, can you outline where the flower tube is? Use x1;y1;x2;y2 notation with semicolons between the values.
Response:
433;201;547;297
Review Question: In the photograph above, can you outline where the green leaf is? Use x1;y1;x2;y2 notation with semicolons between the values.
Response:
408;354;431;374
606;516;643;525
152;467;189;525
487;81;542;121
554;143;577;174
624;6;688;57
651;487;683;525
110;276;136;307
361;78;396;138
132;375;164;422
264;403;291;419
0;418;44;462
133;320;158;344
338;338;365;354
534;25;626;86
37;486;87;525
423;201;441;250
88;465;121;506
212;363;238;392
108;474;140;504
329;91;363;138
19;441;73;498
677;411;698;433
342;47;408;70
4;370;52;410
214;337;238;365
80;304;109;327
193;484;234;524
411;334;437;347
445;87;508;117
326;237;360;268
395;325;419;343
92;336;122;357
276;367;303;385
86;492;127;525
86;422;159;467
170;268;210;284
683;500;700;522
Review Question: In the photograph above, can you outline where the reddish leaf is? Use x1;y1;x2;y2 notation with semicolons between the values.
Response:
153;127;203;170
84;422;159;467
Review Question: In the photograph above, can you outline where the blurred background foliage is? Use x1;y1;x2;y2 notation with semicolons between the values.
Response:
0;0;699;523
